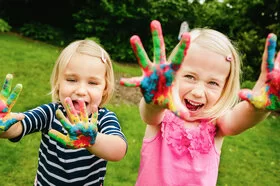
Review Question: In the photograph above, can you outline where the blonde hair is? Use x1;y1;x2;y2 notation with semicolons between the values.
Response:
169;28;241;119
50;40;114;107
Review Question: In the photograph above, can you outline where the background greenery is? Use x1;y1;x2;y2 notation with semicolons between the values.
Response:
0;0;279;81
0;30;280;186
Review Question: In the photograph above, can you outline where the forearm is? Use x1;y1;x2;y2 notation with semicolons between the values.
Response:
218;101;270;136
86;133;127;161
139;98;165;125
0;122;23;139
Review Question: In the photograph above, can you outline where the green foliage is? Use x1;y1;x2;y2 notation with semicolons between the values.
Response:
85;36;101;45
1;0;280;74
267;23;280;37
19;22;64;46
241;80;255;89
0;18;11;32
72;8;95;39
237;30;263;81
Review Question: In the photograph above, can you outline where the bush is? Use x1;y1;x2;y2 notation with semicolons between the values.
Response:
19;22;64;45
241;80;255;89
0;18;12;32
85;37;101;45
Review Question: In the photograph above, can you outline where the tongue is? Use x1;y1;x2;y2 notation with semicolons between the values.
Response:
186;102;199;111
73;101;82;111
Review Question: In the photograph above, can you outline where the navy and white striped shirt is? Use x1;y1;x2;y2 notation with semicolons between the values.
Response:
10;103;127;186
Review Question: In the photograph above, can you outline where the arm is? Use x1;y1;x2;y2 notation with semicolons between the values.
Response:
87;133;127;161
139;97;165;125
218;33;279;136
87;108;127;161
217;101;269;136
120;20;191;123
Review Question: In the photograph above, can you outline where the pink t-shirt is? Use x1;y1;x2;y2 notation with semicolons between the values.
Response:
135;111;220;186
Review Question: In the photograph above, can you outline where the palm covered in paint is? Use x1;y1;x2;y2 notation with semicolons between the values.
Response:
0;74;22;133
120;20;191;120
239;33;280;111
48;97;98;148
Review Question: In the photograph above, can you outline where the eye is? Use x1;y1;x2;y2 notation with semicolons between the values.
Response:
184;74;195;80
66;78;76;82
208;81;219;87
89;81;98;85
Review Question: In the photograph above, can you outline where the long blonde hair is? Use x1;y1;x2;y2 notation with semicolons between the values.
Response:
169;28;241;119
50;40;114;107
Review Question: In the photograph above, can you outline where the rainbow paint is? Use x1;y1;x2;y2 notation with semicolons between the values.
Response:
48;97;98;148
0;74;22;133
120;20;191;120
239;33;280;111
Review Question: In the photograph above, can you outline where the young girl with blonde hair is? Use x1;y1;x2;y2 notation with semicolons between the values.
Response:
121;20;279;185
0;40;127;186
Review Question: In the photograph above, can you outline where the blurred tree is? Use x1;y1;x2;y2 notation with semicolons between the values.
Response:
0;0;279;79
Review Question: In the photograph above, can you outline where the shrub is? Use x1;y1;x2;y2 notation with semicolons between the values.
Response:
0;18;12;32
19;22;64;45
241;80;255;89
85;37;101;45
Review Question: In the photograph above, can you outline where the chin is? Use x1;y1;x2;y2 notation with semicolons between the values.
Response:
187;110;205;120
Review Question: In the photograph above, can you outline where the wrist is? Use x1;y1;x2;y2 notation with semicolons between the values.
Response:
1;122;22;139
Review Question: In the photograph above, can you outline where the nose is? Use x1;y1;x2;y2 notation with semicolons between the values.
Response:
75;82;87;96
191;83;205;98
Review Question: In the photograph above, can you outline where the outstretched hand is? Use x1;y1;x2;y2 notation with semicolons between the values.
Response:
0;74;23;134
120;20;191;120
48;97;98;148
239;33;280;111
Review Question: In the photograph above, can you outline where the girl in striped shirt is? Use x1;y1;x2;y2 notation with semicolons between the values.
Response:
0;40;127;186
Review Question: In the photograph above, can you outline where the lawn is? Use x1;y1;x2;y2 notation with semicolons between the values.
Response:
0;32;279;185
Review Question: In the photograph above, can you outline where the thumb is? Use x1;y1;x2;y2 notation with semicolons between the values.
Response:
120;76;142;87
239;88;269;109
238;89;253;101
169;84;190;121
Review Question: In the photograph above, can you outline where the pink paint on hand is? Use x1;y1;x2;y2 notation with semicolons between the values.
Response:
0;100;8;118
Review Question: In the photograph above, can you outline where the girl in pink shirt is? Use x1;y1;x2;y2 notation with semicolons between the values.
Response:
121;20;280;186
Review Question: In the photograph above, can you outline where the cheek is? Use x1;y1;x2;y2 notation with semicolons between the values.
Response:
207;90;223;105
58;82;72;99
89;88;105;102
178;82;191;99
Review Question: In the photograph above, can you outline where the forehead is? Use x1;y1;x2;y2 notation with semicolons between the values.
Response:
181;44;230;79
62;53;106;76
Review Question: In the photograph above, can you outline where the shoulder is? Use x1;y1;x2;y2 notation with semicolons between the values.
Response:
23;102;59;114
98;107;118;120
97;107;119;127
41;102;60;111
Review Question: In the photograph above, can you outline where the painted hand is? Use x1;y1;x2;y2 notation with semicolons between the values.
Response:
120;20;191;120
0;74;22;134
48;97;98;148
239;33;280;111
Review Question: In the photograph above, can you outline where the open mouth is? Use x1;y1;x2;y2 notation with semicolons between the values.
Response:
185;99;204;111
72;100;88;112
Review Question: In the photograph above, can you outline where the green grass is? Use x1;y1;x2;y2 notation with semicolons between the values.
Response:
0;32;280;185
217;117;280;185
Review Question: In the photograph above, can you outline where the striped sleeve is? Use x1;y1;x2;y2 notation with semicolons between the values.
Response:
10;103;57;142
98;108;126;142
